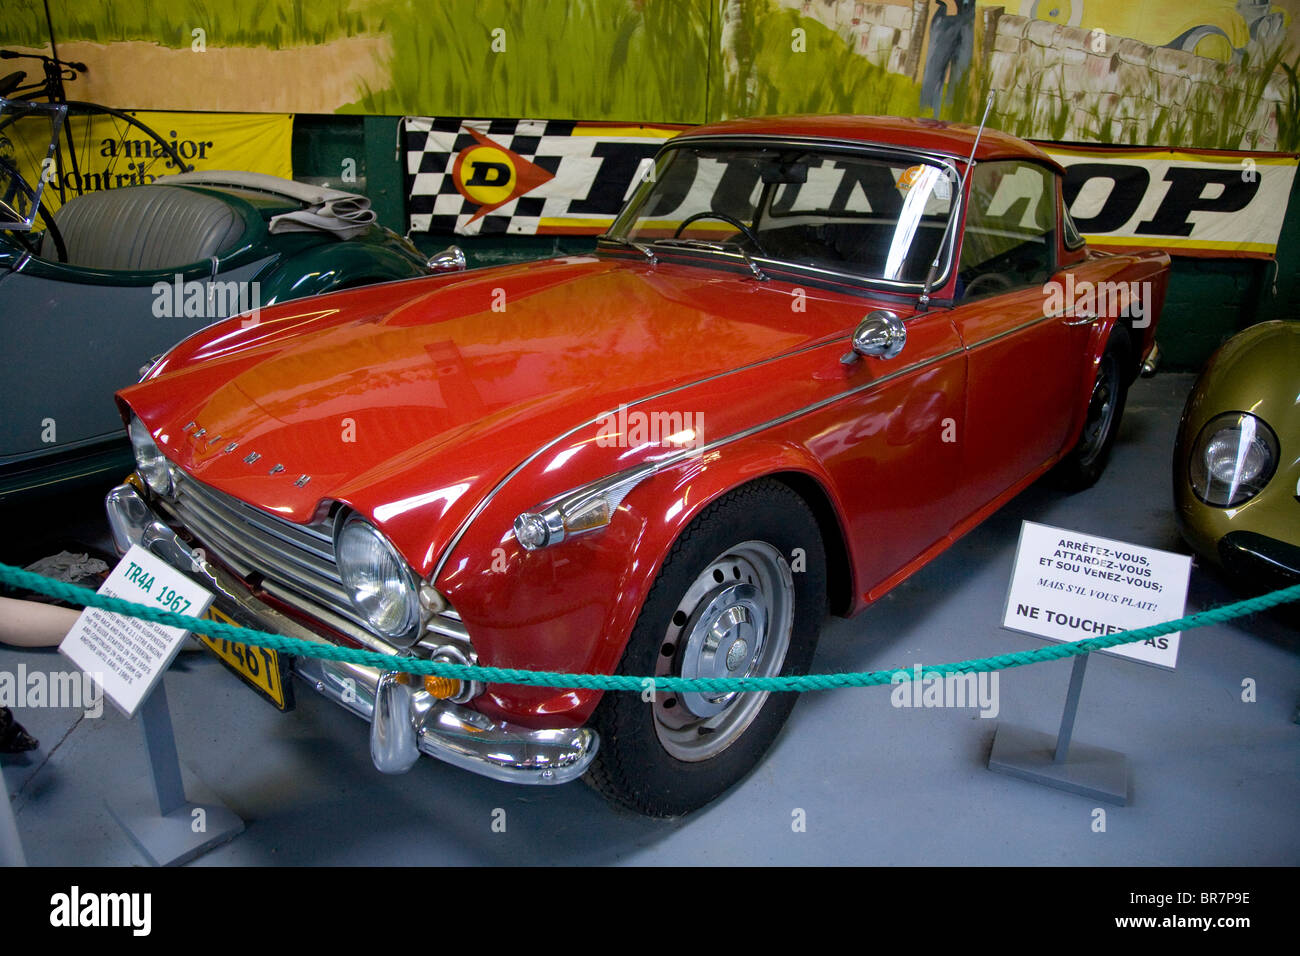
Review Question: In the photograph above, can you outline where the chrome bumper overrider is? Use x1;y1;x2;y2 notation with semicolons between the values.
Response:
105;483;598;785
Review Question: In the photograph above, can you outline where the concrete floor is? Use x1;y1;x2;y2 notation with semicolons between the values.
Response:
2;373;1297;866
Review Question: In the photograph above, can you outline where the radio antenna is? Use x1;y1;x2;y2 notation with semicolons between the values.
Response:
919;89;996;312
963;89;997;187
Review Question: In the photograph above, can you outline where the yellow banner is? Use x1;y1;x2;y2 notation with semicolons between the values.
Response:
7;110;291;216
132;111;292;179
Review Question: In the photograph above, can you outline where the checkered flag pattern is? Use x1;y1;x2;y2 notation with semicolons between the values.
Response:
404;117;679;236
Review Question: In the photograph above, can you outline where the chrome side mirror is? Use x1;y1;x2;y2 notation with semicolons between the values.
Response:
841;310;906;364
426;245;467;274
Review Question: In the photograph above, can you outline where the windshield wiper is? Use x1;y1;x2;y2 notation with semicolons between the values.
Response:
598;235;657;266
652;238;768;281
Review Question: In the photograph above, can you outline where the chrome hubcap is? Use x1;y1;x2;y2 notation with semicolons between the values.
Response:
679;583;767;717
1079;357;1117;465
654;541;794;762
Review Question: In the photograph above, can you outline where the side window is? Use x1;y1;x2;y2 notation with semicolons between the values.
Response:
957;161;1057;300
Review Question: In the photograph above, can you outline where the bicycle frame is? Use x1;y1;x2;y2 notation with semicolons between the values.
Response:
0;96;66;230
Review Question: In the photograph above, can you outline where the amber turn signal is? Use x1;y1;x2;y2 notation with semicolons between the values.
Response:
424;675;462;699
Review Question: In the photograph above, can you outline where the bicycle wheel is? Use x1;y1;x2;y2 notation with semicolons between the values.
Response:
44;101;192;209
0;157;66;260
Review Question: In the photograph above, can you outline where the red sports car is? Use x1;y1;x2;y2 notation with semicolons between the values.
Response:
106;116;1168;816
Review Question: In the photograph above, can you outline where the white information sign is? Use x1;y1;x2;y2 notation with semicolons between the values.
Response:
1002;521;1192;670
60;544;214;716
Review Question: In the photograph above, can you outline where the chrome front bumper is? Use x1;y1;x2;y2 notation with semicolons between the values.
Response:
105;482;597;785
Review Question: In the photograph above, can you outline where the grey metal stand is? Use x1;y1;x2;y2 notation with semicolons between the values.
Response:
987;653;1129;805
0;763;24;866
106;680;244;865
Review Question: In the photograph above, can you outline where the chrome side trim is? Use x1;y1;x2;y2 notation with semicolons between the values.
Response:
962;311;1062;352
514;345;968;523
962;306;1107;352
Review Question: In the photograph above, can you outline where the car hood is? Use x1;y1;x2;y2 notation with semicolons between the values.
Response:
1191;321;1300;433
119;256;846;573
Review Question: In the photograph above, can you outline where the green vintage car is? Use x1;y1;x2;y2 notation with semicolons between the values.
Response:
0;161;453;502
1173;320;1300;588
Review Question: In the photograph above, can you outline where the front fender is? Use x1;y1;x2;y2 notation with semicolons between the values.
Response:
435;439;846;730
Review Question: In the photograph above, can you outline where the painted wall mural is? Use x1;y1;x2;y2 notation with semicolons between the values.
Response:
2;0;1299;150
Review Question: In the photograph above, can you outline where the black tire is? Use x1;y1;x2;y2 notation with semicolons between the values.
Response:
586;479;827;817
1048;326;1131;491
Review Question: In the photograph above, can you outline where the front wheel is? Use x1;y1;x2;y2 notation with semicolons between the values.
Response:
1048;326;1130;491
586;479;827;817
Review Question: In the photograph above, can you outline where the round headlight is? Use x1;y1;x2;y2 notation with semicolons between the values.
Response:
128;416;172;496
1188;412;1279;507
335;515;420;643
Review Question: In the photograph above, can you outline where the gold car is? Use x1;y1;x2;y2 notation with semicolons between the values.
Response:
1174;321;1300;587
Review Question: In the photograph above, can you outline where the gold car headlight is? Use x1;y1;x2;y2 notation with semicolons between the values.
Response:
1188;412;1279;508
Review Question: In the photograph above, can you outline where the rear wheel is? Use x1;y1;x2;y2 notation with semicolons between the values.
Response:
586;479;826;817
1049;326;1130;491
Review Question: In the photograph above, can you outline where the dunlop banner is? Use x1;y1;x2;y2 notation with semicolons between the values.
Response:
1035;143;1298;260
404;118;1297;258
405;117;684;236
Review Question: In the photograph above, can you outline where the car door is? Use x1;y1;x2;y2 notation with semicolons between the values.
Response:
948;160;1085;513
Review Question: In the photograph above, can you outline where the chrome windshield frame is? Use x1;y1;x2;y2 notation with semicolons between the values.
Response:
601;134;966;295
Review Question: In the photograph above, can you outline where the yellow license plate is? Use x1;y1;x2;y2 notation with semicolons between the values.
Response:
198;607;292;711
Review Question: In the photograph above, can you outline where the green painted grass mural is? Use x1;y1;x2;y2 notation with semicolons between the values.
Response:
711;0;918;120
1;0;1297;150
347;0;713;123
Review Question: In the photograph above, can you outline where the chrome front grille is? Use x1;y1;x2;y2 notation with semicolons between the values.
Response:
162;472;370;634
161;472;468;655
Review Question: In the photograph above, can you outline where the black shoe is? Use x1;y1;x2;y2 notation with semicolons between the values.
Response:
0;707;38;753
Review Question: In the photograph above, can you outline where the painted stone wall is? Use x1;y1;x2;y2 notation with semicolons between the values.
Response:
783;0;929;78
985;11;1288;149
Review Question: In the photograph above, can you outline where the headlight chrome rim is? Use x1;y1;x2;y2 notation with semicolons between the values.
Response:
128;415;173;497
334;513;421;645
1188;412;1279;508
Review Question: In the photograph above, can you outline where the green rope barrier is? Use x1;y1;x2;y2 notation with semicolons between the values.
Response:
2;561;1297;693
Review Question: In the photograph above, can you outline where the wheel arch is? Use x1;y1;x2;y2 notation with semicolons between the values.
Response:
765;471;854;617
627;445;857;625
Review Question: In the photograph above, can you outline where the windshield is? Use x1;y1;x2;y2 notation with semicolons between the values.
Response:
606;143;956;285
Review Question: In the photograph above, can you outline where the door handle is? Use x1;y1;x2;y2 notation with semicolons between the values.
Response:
1061;311;1099;326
